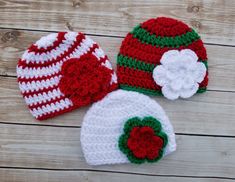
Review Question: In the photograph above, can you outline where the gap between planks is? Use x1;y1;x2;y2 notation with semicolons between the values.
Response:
0;121;235;139
0;26;234;47
0;167;235;182
0;0;234;45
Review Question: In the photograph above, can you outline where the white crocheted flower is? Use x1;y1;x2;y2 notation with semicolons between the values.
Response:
153;49;206;100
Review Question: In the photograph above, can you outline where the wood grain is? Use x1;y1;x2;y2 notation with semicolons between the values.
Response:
0;1;235;180
0;0;234;45
0;29;235;91
0;169;233;182
1;76;235;136
0;123;235;178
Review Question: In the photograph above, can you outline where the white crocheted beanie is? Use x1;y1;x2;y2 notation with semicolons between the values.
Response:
81;90;176;165
17;32;117;120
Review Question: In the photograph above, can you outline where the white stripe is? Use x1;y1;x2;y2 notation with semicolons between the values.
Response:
100;58;117;84
95;49;117;85
17;61;63;79
30;98;73;118
68;36;94;58
93;47;105;59
18;36;116;94
35;33;58;49
22;32;78;64
19;76;61;93
24;88;64;106
110;72;118;84
17;36;95;79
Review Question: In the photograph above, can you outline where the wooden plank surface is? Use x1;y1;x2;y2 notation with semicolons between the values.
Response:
1;76;235;136
0;0;235;181
0;0;235;45
0;169;233;182
0;29;235;91
0;123;235;179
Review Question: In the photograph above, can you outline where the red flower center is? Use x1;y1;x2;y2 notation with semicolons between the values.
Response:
127;126;164;160
58;54;113;107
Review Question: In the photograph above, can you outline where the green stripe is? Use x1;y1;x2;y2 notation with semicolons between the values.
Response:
120;84;207;96
118;54;208;73
117;54;155;72
131;25;200;48
120;84;163;96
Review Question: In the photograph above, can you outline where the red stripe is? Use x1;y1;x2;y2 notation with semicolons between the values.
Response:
19;56;110;97
26;79;116;110
28;32;66;53
17;72;61;82
34;83;118;121
18;42;99;69
35;105;76;121
117;66;160;90
119;33;207;64
117;66;208;90
17;52;108;83
18;33;88;68
21;85;58;97
27;95;67;110
141;17;191;37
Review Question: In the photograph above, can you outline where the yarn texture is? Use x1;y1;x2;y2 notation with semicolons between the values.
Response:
81;90;176;166
119;116;168;164
117;17;208;99
17;32;117;120
153;49;207;100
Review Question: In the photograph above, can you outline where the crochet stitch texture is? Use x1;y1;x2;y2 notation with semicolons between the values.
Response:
117;17;208;99
17;32;117;120
153;49;207;100
118;116;168;164
81;90;176;165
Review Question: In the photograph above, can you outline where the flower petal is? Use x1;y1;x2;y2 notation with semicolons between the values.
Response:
146;149;159;160
193;62;207;83
130;127;140;138
180;49;198;63
183;76;194;89
162;84;180;100
152;65;167;86
152;136;164;149
127;138;139;151
132;147;147;159
160;50;180;66
180;83;199;98
139;126;155;136
166;68;177;80
170;79;183;91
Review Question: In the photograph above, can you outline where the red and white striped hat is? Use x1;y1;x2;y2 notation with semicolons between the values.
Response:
17;32;117;120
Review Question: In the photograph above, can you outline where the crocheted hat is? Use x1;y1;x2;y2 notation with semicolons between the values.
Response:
17;32;117;120
81;90;176;165
117;17;208;100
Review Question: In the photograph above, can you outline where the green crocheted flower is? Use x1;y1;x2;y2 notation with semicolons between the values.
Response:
118;116;168;164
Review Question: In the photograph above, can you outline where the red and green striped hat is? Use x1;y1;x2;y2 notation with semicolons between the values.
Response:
117;17;208;100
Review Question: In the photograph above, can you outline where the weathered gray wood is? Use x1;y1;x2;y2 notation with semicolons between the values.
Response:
0;169;232;182
1;76;235;136
0;0;234;45
0;123;235;178
0;1;235;180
